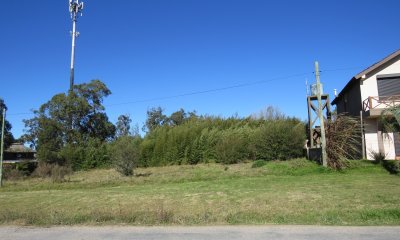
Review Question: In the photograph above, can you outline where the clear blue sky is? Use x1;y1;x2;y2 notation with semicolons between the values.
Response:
1;0;399;138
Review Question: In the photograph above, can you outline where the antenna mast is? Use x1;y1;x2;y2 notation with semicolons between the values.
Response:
69;0;84;91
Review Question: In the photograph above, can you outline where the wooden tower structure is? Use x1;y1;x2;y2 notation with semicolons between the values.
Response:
307;94;331;148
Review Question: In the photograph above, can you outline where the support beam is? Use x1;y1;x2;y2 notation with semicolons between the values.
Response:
315;61;328;167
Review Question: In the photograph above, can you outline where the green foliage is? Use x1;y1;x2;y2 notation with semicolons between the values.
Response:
252;120;306;161
139;111;306;166
15;161;37;176
145;107;167;133
115;114;132;138
381;104;400;133
215;129;249;164
251;160;266;168
0;98;15;149
381;160;400;175
23;80;115;166
111;136;141;176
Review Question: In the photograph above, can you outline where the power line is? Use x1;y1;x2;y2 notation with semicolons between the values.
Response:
7;66;362;116
106;71;313;107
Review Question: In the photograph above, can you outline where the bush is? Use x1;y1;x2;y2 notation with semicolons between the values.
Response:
58;138;111;171
33;162;72;182
81;138;111;169
382;160;400;174
50;164;73;182
369;150;386;164
3;161;37;180
215;131;249;164
137;114;305;166
251;160;266;168
252;120;305;161
111;136;141;176
4;168;24;181
15;161;37;176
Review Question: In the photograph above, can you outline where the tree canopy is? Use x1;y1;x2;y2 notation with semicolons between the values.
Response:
22;80;115;165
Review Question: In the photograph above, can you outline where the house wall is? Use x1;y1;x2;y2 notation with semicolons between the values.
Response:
359;55;400;160
383;132;396;159
335;79;362;117
364;118;379;159
364;118;396;160
360;56;400;102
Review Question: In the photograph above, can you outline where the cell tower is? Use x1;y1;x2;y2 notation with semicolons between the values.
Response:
69;0;84;91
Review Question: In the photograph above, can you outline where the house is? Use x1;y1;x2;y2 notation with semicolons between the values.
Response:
3;142;37;163
332;49;400;160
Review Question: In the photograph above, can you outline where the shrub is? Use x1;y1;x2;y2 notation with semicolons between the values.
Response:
50;164;72;182
382;160;400;174
33;162;72;182
111;136;141;176
325;115;361;170
251;160;266;168
81;138;111;169
33;162;54;178
15;160;37;176
215;131;249;164
369;150;386;164
252;120;305;161
135;111;305;167
3;167;24;181
58;144;85;171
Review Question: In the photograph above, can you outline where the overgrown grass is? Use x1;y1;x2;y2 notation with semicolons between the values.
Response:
0;159;399;226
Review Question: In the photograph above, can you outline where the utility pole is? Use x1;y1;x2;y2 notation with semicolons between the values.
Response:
0;108;6;187
69;0;84;91
315;61;328;167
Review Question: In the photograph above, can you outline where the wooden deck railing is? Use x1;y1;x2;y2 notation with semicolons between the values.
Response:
363;95;400;111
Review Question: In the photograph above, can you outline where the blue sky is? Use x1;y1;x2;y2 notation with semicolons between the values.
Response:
1;0;399;138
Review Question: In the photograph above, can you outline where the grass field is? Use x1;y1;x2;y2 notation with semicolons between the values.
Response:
0;159;399;226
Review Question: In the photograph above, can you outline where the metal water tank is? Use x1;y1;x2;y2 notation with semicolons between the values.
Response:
310;83;323;96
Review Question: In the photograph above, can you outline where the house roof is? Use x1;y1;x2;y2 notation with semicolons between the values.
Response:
332;49;400;105
5;143;36;153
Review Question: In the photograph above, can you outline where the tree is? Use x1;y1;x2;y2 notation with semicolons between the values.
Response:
111;136;141;176
145;107;167;132
22;80;115;166
168;108;187;126
0;98;15;149
116;114;132;138
251;106;286;120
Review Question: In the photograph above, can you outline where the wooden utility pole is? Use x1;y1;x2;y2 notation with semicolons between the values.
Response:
0;108;6;187
315;61;328;167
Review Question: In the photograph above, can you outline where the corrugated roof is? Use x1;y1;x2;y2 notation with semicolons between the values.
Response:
332;49;400;105
5;143;36;153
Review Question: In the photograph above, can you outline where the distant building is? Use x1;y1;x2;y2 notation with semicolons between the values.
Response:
332;50;400;159
3;143;37;163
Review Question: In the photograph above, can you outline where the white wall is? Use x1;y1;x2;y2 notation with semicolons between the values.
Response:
364;118;379;159
383;132;396;160
360;57;400;103
364;118;396;160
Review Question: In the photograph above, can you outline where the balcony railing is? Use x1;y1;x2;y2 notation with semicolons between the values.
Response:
363;95;400;112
